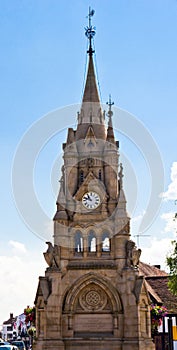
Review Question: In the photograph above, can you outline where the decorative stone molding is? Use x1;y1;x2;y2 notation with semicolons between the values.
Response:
79;285;107;311
62;273;122;314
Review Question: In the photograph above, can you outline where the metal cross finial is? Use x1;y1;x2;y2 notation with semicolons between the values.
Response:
106;94;114;125
107;94;114;110
85;7;96;56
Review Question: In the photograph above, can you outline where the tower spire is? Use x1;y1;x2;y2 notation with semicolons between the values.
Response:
76;8;106;140
82;8;100;104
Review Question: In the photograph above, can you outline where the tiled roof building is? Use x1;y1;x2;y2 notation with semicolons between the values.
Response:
140;262;177;313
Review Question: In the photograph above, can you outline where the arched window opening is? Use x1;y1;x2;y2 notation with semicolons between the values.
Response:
80;170;84;183
98;169;102;180
75;231;83;253
102;233;110;252
88;231;96;252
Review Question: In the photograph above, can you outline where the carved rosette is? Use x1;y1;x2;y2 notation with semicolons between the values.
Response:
79;285;107;311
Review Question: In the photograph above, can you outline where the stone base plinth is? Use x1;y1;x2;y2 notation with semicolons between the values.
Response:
63;337;155;350
33;339;64;350
122;338;155;350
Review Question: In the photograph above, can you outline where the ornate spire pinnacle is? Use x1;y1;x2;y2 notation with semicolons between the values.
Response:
106;94;114;127
106;94;115;142
85;7;96;56
119;163;124;190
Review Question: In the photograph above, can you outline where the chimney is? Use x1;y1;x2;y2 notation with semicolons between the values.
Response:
154;265;161;269
10;313;13;319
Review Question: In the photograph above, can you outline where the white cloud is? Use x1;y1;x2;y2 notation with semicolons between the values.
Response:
44;220;53;239
141;237;173;271
132;210;146;223
163;162;177;201
131;210;146;238
161;211;177;234
9;240;27;254
0;243;46;328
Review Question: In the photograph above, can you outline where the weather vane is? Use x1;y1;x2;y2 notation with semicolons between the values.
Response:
85;7;96;55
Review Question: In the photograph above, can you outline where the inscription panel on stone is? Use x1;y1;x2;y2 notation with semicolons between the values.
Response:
74;314;113;332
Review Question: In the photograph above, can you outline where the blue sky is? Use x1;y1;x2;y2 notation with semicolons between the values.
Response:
0;0;177;326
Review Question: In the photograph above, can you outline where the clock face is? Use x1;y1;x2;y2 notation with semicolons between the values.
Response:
82;191;100;210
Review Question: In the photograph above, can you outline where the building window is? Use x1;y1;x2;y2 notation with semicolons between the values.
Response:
102;233;110;252
74;231;83;252
80;170;84;183
88;231;96;252
98;169;102;180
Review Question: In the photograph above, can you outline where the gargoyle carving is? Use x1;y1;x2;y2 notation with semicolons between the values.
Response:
43;241;60;268
126;240;141;268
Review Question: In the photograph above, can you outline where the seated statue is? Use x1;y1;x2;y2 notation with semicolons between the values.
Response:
126;240;141;268
43;241;60;268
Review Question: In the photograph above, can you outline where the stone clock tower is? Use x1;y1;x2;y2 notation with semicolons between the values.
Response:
34;9;155;350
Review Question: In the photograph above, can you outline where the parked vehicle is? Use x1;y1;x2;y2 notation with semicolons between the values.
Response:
0;341;11;345
10;342;25;350
0;346;18;350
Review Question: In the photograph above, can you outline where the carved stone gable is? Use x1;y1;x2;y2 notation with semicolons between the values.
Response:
74;171;107;201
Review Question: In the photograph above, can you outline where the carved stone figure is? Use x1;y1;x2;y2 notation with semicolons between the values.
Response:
126;240;141;268
43;241;60;268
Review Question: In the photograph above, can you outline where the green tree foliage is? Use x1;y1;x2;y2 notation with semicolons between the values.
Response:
166;240;177;295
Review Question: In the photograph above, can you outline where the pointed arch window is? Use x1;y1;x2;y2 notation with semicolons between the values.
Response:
80;170;84;184
98;169;102;180
88;231;96;252
102;232;110;252
74;231;83;253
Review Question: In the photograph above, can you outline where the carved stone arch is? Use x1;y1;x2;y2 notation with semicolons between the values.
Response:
100;223;114;239
74;230;83;253
79;169;84;184
98;168;102;180
100;224;112;233
62;273;123;338
102;234;110;252
84;225;98;234
83;226;98;252
88;230;96;252
63;272;122;313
